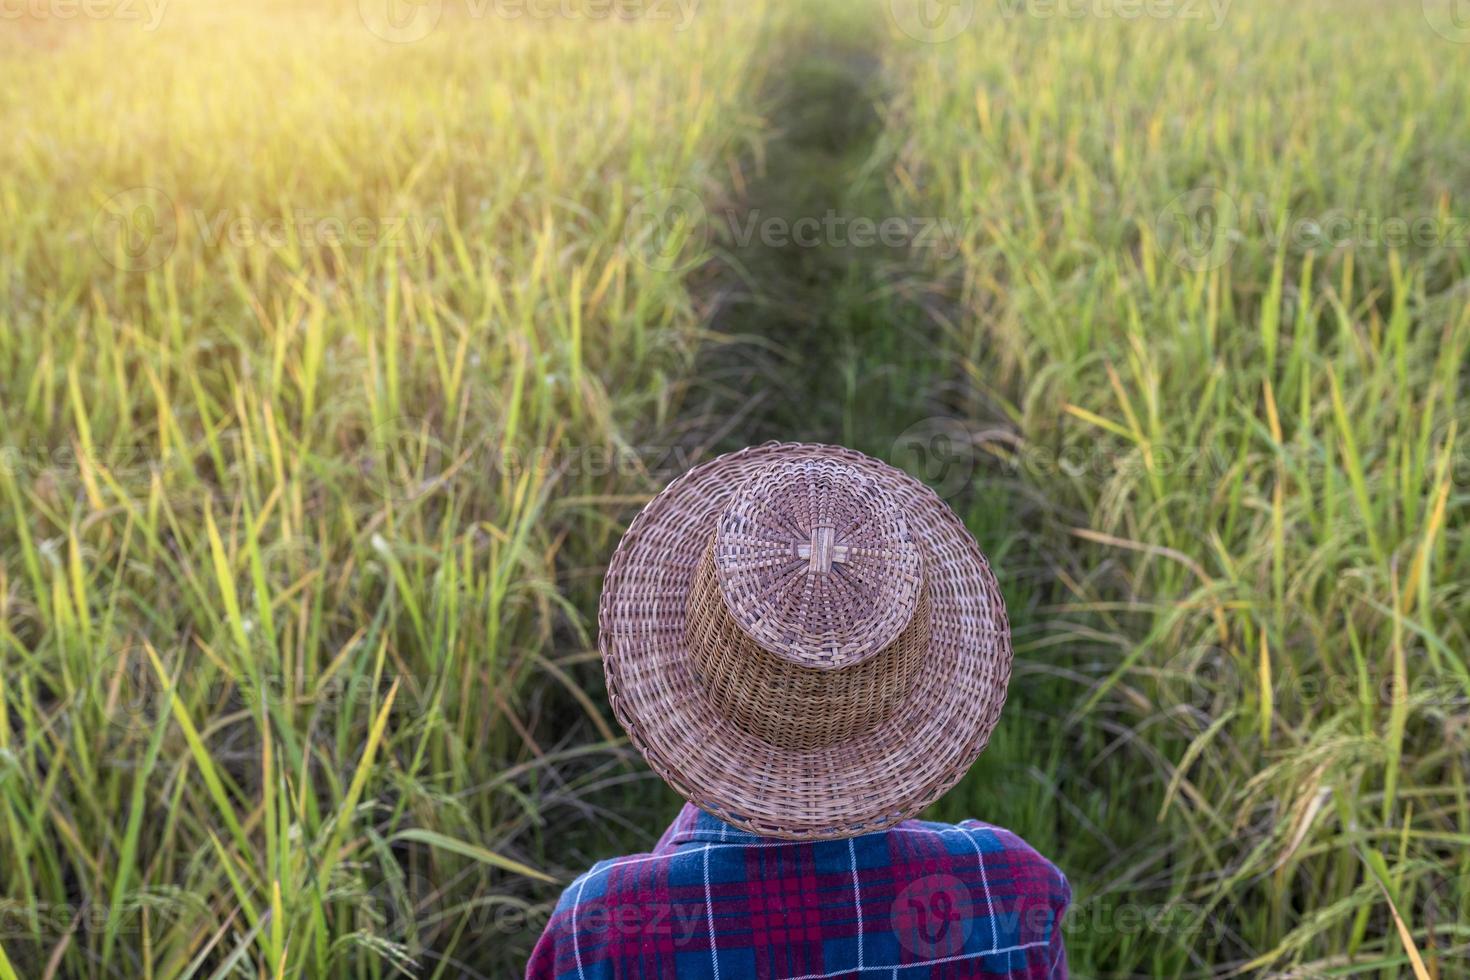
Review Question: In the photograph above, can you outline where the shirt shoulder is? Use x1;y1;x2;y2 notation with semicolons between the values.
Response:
938;818;1068;894
526;845;691;980
875;819;1070;974
888;820;1071;920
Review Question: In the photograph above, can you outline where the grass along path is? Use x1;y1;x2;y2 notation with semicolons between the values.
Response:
886;1;1470;974
0;4;772;976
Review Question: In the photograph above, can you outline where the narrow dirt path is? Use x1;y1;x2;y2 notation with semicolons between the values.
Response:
670;13;1098;919
685;22;952;457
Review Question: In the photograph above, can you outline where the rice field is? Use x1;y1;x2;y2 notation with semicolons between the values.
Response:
1;0;1467;977
886;1;1470;974
0;2;771;975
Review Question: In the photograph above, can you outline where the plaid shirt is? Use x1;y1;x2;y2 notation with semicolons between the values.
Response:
527;803;1070;979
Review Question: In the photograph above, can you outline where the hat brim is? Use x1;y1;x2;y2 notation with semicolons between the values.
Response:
599;442;1012;839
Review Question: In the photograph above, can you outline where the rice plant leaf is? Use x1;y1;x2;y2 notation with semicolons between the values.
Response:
1327;366;1384;561
1360;850;1430;980
391;828;556;884
143;641;251;854
1258;631;1273;747
0;942;20;980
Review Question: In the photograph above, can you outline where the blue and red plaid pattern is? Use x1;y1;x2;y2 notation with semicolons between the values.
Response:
527;803;1070;978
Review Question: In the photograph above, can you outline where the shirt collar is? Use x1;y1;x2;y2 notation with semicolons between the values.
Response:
661;803;766;847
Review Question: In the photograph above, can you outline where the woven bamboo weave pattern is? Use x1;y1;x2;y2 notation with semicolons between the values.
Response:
599;442;1011;839
713;458;923;668
687;540;932;750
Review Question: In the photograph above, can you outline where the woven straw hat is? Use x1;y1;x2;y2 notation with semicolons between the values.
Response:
598;442;1011;840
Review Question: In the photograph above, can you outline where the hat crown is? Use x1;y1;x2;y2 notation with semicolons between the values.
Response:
713;459;924;670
